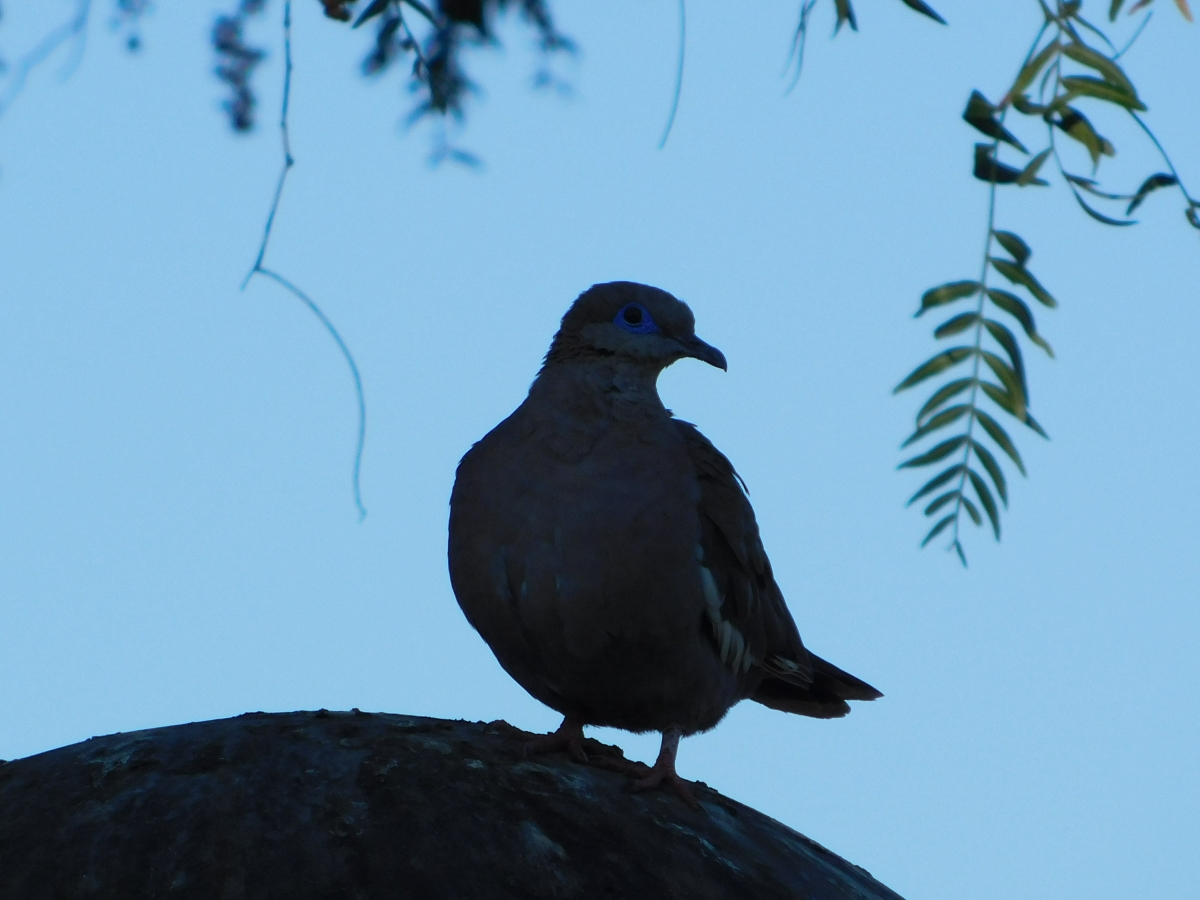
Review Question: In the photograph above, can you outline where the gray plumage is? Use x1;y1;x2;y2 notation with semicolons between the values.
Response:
448;282;879;786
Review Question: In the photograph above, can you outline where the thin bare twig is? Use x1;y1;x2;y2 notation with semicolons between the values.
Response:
783;0;819;95
0;0;92;121
657;0;685;149
242;0;369;521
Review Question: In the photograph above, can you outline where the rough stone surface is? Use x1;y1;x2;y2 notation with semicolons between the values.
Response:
0;710;904;899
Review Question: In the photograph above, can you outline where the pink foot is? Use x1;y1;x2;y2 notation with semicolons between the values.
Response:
520;716;589;764
629;729;700;808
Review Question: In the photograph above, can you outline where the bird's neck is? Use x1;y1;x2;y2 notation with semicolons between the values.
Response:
530;358;668;417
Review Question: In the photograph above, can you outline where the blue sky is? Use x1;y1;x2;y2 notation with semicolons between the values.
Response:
1;2;1197;898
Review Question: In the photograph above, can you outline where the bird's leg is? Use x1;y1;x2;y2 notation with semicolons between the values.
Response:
522;715;589;764
629;728;699;808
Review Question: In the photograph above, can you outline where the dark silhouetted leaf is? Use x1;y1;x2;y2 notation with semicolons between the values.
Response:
924;491;959;517
953;539;967;566
899;0;947;24
917;378;976;426
1127;173;1178;214
970;439;1008;505
1056;106;1115;165
990;258;1057;307
1109;0;1126;21
907;464;966;506
834;0;858;31
917;280;981;315
1016;147;1052;186
986;289;1054;356
322;0;354;22
922;514;957;547
1063;42;1137;96
903;405;971;448
1068;183;1137;225
895;347;974;393
934;312;981;339
1060;75;1146;110
1189;205;1200;230
963;91;1027;152
899;435;968;469
974;145;1024;184
960;494;982;526
968;469;1001;539
402;0;440;24
353;0;389;27
992;230;1031;266
1065;173;1130;200
1006;39;1060;103
1024;411;1049;438
975;408;1026;475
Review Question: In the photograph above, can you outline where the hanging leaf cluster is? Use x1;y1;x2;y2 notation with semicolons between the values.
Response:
898;0;1198;564
319;0;572;121
895;234;1055;565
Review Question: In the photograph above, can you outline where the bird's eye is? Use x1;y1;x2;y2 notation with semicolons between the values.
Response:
614;303;658;335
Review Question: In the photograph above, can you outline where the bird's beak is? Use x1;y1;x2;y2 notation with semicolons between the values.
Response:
675;334;727;371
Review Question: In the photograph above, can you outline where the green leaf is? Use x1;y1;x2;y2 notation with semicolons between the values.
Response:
1059;75;1147;111
899;435;968;469
968;469;1001;539
895;347;975;393
979;350;1027;418
960;494;982;527
1062;41;1137;97
953;539;968;566
1109;0;1126;22
1006;39;1060;103
1056;107;1115;166
986;289;1054;356
1068;183;1137;226
975;408;1027;475
899;0;947;24
963;91;1028;152
1011;94;1049;116
990;258;1057;307
983;319;1028;396
1127;173;1178;215
980;381;1026;421
933;312;981;339
992;230;1031;266
917;378;976;426
1016;147;1052;186
917;281;981;316
921;514;957;547
353;0;390;27
974;145;1027;185
834;0;858;31
902;404;972;448
970;438;1008;505
907;464;966;506
924;491;960;517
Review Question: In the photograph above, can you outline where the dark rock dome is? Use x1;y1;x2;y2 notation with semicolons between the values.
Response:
0;710;903;899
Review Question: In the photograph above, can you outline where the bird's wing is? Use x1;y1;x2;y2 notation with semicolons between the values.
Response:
671;419;814;685
673;419;883;717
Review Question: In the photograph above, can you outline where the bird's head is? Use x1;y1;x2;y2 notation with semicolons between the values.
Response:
542;282;727;373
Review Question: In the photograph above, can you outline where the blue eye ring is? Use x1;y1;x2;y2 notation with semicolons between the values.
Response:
614;302;659;335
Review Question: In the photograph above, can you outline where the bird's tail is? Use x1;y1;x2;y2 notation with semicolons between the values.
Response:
751;653;882;719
